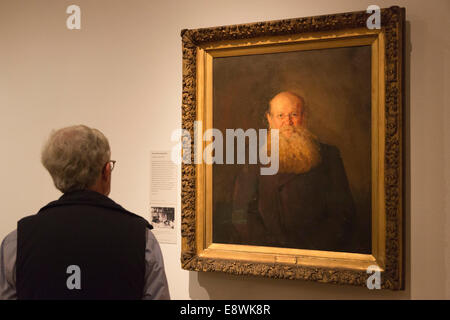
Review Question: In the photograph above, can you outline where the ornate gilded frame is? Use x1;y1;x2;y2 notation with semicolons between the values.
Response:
181;6;405;290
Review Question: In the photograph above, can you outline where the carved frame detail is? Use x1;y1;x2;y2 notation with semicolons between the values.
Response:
181;6;405;290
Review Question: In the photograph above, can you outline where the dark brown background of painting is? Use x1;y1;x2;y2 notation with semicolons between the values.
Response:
212;45;372;253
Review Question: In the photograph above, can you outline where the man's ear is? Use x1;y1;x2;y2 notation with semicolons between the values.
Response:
299;112;306;126
299;105;307;126
266;112;272;128
101;164;109;181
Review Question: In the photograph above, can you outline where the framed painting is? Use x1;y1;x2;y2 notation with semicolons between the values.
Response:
181;6;405;289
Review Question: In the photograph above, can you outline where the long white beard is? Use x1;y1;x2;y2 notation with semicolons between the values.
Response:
268;126;322;174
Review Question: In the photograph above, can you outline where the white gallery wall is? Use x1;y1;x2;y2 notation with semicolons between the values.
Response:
0;0;449;299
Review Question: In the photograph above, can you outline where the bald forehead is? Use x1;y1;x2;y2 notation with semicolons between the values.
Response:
269;92;304;114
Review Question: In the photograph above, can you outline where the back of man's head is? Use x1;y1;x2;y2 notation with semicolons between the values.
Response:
41;125;110;193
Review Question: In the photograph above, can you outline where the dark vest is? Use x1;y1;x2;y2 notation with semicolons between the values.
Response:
16;190;151;300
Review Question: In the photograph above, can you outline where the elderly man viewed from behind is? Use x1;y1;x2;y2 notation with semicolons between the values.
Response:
0;125;170;300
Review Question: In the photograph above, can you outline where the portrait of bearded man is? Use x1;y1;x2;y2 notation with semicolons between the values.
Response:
231;91;357;252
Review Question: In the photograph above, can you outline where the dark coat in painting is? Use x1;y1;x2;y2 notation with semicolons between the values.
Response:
232;143;356;252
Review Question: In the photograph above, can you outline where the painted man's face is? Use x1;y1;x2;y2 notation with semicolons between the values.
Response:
267;93;304;137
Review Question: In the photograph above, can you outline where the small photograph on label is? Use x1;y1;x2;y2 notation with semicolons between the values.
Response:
151;206;175;229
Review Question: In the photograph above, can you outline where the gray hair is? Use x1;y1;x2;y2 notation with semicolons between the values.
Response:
41;125;111;193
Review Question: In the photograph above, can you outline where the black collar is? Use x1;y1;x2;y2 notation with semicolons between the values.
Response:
38;189;152;229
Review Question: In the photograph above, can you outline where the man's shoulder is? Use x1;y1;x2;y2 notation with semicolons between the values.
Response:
125;212;153;230
98;205;153;231
319;142;342;160
106;200;152;230
40;191;153;230
1;229;17;252
1;229;17;245
17;213;39;227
